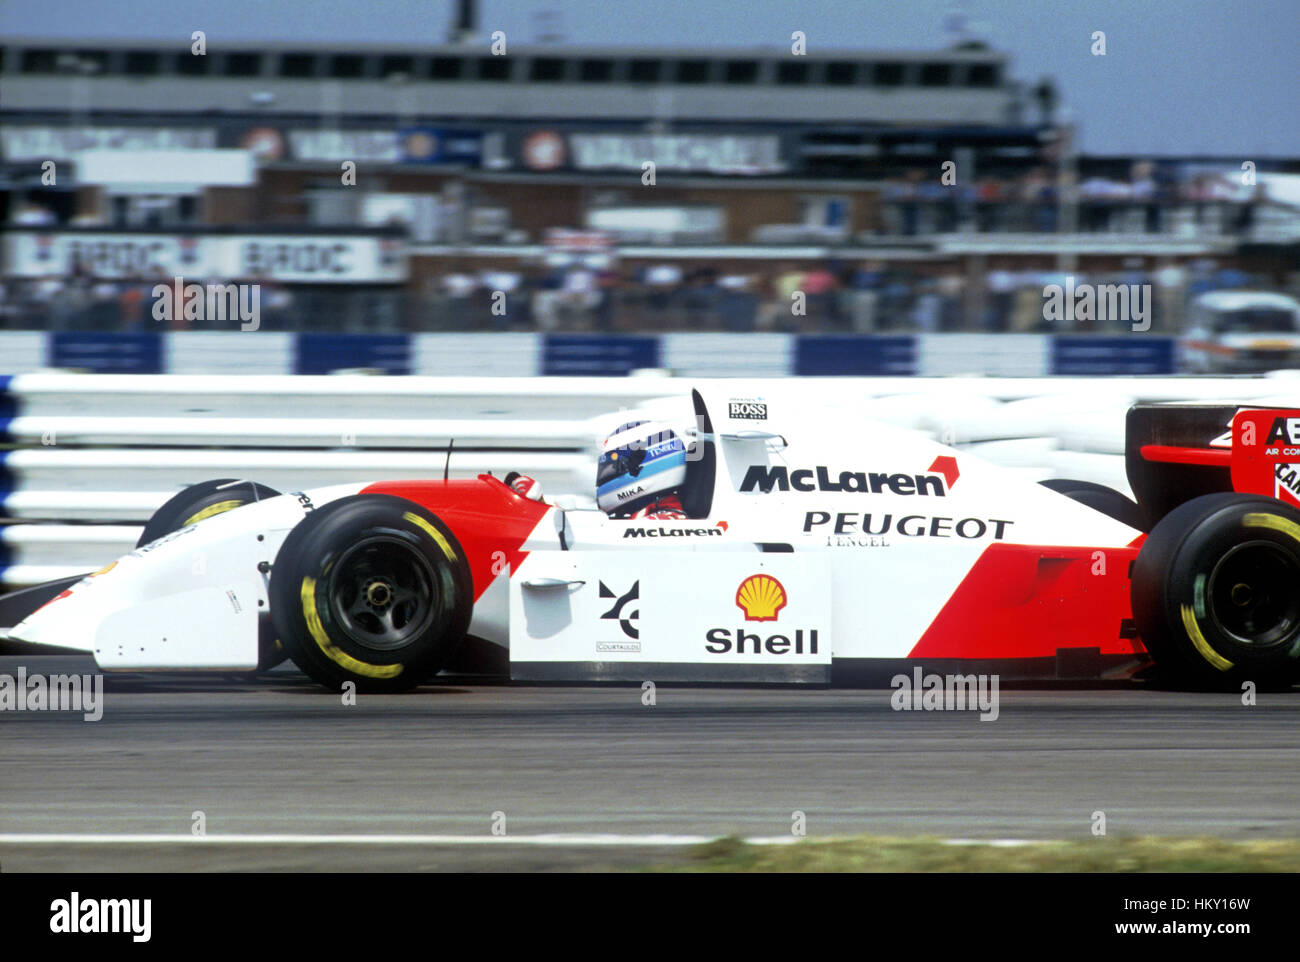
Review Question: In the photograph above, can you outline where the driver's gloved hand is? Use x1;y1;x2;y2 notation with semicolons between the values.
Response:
504;472;545;502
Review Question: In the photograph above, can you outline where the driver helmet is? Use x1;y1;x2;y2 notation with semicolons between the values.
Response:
596;419;688;516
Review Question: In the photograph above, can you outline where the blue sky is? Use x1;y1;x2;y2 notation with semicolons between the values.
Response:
3;0;1296;157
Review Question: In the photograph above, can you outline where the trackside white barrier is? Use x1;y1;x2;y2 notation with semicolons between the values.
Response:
0;526;141;587
4;417;593;449
2;373;1299;588
5;450;589;499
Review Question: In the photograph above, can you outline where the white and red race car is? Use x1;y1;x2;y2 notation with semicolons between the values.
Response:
4;387;1299;691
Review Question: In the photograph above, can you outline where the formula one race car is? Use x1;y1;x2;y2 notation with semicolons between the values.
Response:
4;387;1299;692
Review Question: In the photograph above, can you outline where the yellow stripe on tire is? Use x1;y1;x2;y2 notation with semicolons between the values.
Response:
402;511;458;562
300;576;403;680
1243;512;1300;546
182;500;244;526
1179;603;1235;672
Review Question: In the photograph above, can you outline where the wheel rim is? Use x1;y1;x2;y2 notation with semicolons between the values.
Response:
1206;541;1300;649
327;535;440;652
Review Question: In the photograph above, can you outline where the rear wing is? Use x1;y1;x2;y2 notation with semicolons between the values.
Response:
1126;404;1300;525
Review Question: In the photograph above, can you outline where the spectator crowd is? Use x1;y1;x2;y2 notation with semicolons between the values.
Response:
1;160;1287;335
0;257;1273;337
875;162;1267;235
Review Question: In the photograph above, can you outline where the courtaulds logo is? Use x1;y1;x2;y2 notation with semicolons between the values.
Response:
735;574;786;622
599;581;639;639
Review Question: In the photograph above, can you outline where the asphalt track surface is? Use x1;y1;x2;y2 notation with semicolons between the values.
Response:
1;655;1297;870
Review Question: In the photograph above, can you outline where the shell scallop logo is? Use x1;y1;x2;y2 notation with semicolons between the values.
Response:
735;574;787;622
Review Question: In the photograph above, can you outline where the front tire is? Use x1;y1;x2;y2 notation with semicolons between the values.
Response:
1131;493;1300;689
138;478;281;548
270;494;473;692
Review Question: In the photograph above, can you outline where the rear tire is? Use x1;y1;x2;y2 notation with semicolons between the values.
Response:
1040;478;1147;532
1131;493;1300;689
270;494;473;692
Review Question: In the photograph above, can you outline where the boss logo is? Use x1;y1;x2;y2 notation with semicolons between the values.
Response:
728;401;768;421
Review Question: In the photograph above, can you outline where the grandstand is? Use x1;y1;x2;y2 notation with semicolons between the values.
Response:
1;2;1296;340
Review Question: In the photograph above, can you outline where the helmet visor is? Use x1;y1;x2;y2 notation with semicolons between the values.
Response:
596;445;647;489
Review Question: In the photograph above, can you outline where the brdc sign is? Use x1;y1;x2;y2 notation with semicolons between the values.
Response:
4;232;407;283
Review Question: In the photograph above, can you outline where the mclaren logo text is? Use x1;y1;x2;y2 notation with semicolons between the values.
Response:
741;465;946;496
623;524;725;538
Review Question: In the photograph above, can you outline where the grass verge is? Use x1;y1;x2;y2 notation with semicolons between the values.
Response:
657;835;1300;872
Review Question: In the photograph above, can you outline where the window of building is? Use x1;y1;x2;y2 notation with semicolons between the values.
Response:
920;62;952;86
874;61;905;86
967;63;999;87
776;61;810;85
431;56;464;79
280;53;317;77
329;55;365;78
825;61;857;85
124;51;161;75
476;56;511;81
176;51;210;75
74;49;110;74
20;48;59;73
579;58;614;82
628;58;661;83
379;55;414;78
223;53;262;77
675;59;710;83
530;57;566;81
725;60;758;84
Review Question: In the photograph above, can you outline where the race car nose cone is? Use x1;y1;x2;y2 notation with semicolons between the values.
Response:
8;585;94;653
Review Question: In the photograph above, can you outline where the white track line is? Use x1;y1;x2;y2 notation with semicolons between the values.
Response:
0;833;795;847
0;833;1036;847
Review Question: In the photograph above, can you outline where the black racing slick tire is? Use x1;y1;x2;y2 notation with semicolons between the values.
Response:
138;478;285;671
1131;493;1300;690
138;478;281;548
269;494;474;692
1040;478;1148;532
